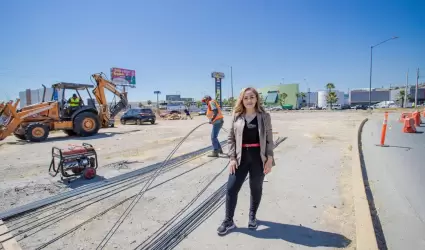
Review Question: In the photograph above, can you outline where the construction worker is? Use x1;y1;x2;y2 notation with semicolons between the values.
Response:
202;95;224;157
67;93;82;115
184;108;192;120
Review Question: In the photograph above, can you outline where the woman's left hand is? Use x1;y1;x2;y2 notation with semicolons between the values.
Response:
264;158;273;174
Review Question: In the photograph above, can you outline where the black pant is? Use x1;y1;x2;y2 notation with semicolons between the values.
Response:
225;147;265;221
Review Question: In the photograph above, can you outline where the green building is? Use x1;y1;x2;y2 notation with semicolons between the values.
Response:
258;84;300;108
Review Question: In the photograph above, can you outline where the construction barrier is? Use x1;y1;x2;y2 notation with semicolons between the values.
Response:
412;111;422;126
402;117;417;133
399;112;413;122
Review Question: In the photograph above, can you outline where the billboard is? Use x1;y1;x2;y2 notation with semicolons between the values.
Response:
166;95;181;101
111;67;136;87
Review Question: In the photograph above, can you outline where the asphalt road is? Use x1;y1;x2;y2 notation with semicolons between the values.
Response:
361;112;425;250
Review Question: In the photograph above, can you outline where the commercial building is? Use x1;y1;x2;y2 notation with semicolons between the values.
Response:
258;84;300;108
349;88;390;105
317;90;345;108
305;91;318;107
349;85;425;106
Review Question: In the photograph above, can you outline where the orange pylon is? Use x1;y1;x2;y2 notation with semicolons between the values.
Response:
379;112;389;146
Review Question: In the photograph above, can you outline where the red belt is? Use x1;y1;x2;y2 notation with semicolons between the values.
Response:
242;143;260;148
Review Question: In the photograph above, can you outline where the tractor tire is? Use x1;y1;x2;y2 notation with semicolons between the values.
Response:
25;123;50;142
73;112;100;137
14;133;27;141
64;130;77;136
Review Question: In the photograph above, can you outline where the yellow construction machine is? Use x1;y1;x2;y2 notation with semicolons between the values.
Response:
0;73;128;142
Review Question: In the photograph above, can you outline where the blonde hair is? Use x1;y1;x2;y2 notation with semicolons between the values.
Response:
233;87;265;116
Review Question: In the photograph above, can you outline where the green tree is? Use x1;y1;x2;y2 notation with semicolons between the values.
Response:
326;83;335;91
326;91;338;108
138;102;143;108
196;101;203;108
301;92;307;107
279;92;288;105
258;94;264;105
325;83;336;108
228;97;235;107
396;90;412;107
222;98;229;106
147;100;152;105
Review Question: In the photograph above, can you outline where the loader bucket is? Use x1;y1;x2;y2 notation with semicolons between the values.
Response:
0;101;19;141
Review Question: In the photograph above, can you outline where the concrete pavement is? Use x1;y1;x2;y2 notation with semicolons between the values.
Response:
361;112;425;250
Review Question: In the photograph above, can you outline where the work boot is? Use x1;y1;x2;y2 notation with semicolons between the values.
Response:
218;148;224;154
208;150;219;157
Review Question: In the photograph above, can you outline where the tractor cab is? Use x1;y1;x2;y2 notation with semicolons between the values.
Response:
51;82;97;119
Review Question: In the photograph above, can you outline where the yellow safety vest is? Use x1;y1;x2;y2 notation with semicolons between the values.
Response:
206;100;223;122
70;97;80;107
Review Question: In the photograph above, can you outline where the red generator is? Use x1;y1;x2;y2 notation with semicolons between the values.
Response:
49;143;98;181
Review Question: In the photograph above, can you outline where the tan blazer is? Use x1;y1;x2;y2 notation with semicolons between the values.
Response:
228;111;275;167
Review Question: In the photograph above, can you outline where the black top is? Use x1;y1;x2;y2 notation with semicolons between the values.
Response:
242;116;260;144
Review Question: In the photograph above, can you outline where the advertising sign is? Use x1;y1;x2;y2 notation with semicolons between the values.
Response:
211;71;224;107
166;95;181;101
110;67;136;87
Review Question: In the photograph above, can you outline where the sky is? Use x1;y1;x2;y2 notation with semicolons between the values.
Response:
0;0;424;102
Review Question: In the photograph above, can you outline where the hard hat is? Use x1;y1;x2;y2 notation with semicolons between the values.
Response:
202;95;211;103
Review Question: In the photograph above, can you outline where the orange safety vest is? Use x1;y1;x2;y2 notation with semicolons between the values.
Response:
206;100;223;122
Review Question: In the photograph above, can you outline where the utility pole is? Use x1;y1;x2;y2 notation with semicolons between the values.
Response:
404;71;409;108
415;68;419;107
308;88;310;107
230;66;234;106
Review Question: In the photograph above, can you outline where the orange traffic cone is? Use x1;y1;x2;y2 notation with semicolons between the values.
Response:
412;111;422;126
402;117;417;133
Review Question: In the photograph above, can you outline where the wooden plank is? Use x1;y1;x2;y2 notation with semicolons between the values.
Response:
0;220;22;250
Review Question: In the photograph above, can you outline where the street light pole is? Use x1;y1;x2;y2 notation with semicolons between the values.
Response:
368;36;399;107
230;66;234;105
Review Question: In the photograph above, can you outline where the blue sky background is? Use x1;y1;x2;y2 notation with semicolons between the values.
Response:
1;0;424;101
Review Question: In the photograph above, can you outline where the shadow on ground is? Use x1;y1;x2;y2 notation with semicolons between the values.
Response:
232;220;352;248
58;175;107;189
5;129;141;145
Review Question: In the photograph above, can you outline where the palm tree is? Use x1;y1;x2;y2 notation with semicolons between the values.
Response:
326;83;335;91
295;93;301;108
279;92;288;105
396;89;412;108
325;83;336;108
326;92;339;108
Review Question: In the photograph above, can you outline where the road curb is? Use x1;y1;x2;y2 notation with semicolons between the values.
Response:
352;118;378;250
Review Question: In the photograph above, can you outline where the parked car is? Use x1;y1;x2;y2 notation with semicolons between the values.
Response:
120;108;156;125
198;109;207;115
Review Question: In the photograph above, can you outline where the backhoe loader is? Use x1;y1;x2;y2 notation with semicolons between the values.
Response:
0;73;128;142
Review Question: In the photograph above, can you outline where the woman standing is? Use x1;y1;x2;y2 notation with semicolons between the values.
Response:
217;87;275;235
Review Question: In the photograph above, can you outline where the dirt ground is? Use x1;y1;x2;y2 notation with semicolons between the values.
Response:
0;114;224;212
0;110;372;250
